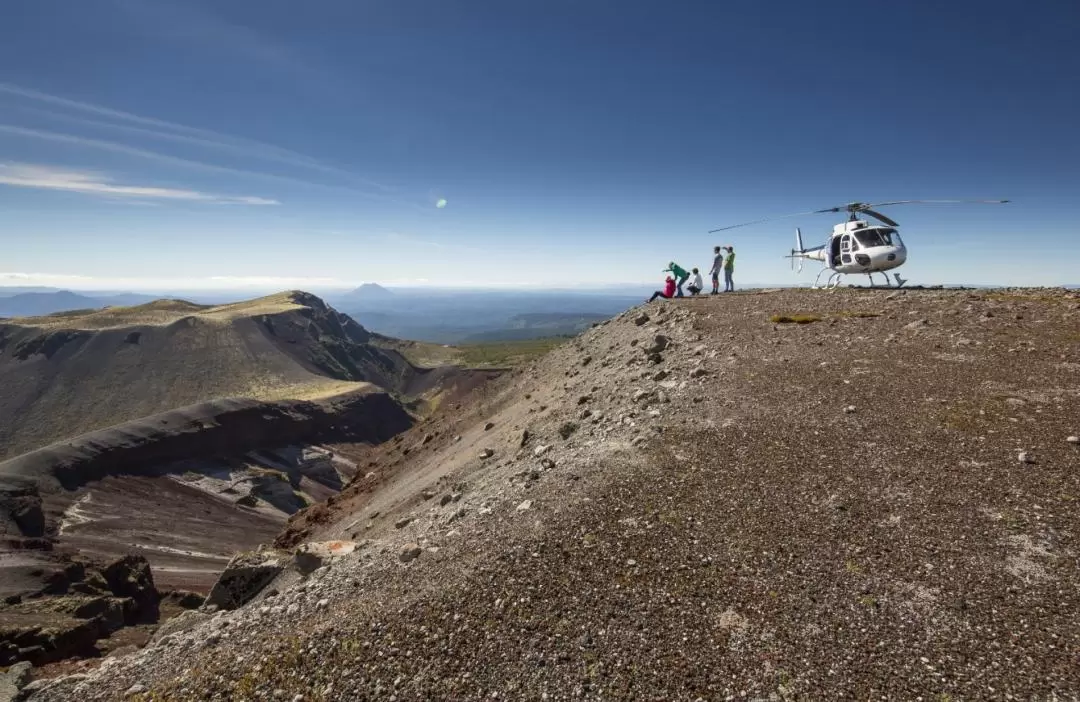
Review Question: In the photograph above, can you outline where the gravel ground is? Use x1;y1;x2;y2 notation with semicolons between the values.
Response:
27;287;1080;701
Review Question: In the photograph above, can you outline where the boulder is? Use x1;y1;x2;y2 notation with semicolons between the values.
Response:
204;549;290;610
293;541;358;576
0;660;31;701
68;570;110;597
69;596;131;634
161;590;205;610
102;555;158;622
647;335;670;354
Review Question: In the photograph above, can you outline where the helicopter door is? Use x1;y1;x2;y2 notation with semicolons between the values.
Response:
839;233;854;265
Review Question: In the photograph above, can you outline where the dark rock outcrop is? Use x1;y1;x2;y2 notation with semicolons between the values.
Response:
0;554;161;666
0;483;44;538
102;555;157;623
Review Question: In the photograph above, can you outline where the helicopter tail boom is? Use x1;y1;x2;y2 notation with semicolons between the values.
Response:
788;245;827;262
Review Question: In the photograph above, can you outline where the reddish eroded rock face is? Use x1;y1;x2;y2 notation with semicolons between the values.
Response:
0;390;414;590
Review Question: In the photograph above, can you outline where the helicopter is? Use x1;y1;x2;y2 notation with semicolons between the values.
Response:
709;200;1010;288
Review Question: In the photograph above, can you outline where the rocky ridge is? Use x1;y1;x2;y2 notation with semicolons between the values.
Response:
24;288;1080;700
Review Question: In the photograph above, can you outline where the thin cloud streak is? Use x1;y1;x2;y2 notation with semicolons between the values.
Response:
0;163;278;205
0;83;392;191
0;124;420;207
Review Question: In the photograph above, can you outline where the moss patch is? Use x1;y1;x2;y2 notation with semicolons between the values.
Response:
769;314;823;324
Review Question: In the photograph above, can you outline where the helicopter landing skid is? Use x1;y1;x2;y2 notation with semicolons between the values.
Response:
865;272;909;288
812;270;843;289
866;272;897;288
813;271;909;289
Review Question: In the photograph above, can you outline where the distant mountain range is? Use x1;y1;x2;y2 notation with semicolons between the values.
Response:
0;290;160;318
0;286;64;297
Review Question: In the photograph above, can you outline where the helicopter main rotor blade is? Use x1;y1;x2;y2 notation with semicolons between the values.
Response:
708;208;836;233
708;199;1009;233
859;208;899;227
863;199;1010;208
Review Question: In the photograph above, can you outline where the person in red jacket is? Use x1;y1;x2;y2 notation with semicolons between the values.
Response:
648;275;676;302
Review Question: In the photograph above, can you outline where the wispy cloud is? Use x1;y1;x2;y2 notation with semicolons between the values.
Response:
0;124;349;196
0;83;389;191
0;122;430;210
0;163;278;205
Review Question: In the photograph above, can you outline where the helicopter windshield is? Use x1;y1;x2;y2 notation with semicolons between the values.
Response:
854;228;898;248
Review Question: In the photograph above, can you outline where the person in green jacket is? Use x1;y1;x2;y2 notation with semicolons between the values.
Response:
722;246;736;292
663;261;689;297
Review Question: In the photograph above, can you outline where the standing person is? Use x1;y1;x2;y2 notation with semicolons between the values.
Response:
687;268;704;296
648;275;677;302
723;246;736;292
663;261;690;297
709;245;723;295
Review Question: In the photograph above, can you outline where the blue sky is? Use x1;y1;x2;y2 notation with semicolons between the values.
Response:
2;0;1078;291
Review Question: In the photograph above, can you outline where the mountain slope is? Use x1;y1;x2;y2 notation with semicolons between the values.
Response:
28;287;1080;700
0;291;418;460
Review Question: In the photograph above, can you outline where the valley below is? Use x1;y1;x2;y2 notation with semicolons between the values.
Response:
0;292;502;674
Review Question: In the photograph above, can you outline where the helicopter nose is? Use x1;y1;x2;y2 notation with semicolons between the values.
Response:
879;247;906;267
857;247;907;270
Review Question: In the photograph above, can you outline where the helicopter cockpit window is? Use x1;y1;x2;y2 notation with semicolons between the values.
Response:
854;228;897;248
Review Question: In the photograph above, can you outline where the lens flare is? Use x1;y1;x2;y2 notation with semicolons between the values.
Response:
435;198;448;209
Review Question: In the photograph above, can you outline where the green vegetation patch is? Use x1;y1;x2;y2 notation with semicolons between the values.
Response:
983;291;1069;305
769;313;823;324
457;337;567;368
374;336;566;369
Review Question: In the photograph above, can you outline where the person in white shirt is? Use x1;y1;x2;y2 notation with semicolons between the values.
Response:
709;246;723;294
686;268;704;296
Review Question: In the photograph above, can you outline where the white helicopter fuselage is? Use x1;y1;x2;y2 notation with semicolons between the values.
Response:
830;219;907;274
796;219;907;273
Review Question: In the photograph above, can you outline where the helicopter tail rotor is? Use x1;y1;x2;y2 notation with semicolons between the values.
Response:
791;227;804;273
